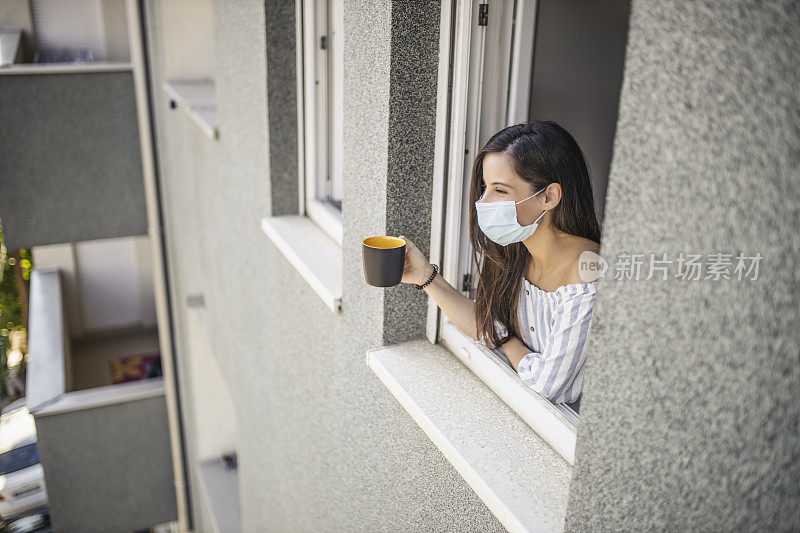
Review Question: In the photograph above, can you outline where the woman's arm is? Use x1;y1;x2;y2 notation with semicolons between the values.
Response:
494;335;530;369
398;235;478;340
506;287;597;401
421;269;479;340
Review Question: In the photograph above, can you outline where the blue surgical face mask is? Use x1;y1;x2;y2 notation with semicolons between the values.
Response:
475;186;548;246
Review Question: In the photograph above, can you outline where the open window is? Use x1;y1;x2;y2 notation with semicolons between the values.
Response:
299;0;343;245
432;0;630;461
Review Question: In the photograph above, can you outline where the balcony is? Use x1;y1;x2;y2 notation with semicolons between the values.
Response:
25;246;176;531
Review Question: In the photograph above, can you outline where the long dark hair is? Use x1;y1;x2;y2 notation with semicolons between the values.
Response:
469;121;601;348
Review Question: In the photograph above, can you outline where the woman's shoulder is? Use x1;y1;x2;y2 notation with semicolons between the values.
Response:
563;238;601;285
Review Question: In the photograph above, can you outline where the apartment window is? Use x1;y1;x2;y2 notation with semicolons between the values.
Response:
434;0;629;458
299;0;343;245
259;0;343;313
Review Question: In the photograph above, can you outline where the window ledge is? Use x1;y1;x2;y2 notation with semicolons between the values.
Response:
440;320;578;464
260;215;342;312
197;457;240;533
163;78;218;139
367;340;571;533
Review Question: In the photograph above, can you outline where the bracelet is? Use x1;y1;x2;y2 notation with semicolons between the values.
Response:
416;263;439;290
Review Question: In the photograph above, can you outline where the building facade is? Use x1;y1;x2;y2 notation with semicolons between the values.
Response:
2;0;798;531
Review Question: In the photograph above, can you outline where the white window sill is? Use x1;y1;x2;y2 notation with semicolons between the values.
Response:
0;61;133;75
260;215;342;312
439;320;579;464
367;340;571;533
197;457;240;533
163;78;218;140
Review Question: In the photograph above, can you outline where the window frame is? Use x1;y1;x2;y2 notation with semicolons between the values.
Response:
429;0;580;464
298;0;343;246
456;0;537;299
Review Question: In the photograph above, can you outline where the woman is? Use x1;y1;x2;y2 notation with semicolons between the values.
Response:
398;121;601;408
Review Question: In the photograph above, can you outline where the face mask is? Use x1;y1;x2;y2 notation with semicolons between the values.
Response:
475;186;548;246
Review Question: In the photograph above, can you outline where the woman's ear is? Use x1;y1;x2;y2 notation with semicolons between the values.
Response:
543;183;562;209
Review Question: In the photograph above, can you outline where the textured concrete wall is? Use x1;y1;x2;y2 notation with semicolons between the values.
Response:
34;396;177;532
264;0;299;216
0;71;147;250
383;0;441;346
565;1;800;530
142;3;221;531
145;0;504;530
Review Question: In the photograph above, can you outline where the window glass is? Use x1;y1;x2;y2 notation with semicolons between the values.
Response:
305;0;343;213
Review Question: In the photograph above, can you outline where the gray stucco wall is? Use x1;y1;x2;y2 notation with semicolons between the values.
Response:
0;71;147;251
383;0;441;346
146;0;503;531
264;0;299;217
142;3;220;531
565;1;800;530
34;395;177;532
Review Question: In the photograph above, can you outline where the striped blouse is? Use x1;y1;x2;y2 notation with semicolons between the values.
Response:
478;278;598;405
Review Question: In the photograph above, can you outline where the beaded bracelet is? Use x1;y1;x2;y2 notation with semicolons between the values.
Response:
416;263;439;290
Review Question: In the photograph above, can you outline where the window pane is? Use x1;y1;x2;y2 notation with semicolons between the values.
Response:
327;0;343;209
309;0;342;213
528;0;631;225
313;0;329;205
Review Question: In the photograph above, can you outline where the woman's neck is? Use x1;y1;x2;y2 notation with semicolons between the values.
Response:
522;219;572;280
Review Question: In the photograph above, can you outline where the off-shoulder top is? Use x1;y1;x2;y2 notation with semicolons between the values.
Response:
478;278;598;405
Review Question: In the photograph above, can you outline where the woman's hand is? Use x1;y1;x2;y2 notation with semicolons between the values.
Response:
398;235;478;339
398;235;433;285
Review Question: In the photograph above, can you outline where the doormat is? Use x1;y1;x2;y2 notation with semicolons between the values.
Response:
110;352;162;384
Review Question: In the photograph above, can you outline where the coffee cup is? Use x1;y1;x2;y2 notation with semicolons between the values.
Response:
362;236;406;287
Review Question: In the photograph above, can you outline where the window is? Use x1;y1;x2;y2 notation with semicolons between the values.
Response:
259;0;342;313
299;0;343;246
432;0;629;460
